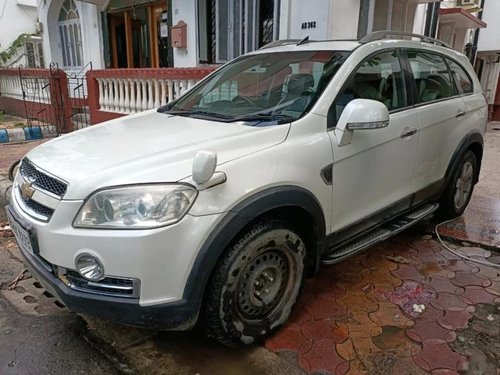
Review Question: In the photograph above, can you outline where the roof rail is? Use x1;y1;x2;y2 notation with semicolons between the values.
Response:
360;30;453;49
259;39;302;49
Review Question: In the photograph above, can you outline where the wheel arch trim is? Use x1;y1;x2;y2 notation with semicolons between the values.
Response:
182;185;327;316
444;130;483;187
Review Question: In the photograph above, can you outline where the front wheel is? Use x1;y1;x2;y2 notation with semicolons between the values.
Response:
202;220;306;347
438;150;477;219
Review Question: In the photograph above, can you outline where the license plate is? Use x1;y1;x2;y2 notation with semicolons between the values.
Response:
7;210;35;256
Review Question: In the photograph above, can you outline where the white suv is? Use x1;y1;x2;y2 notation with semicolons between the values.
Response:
7;32;487;347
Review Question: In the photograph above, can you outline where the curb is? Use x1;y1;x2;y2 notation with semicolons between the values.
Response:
0;127;43;143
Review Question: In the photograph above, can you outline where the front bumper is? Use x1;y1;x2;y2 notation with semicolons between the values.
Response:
18;237;199;329
6;200;221;329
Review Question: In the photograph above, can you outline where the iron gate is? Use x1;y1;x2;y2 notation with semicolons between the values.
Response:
18;62;92;135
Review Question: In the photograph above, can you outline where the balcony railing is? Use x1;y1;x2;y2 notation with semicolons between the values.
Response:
0;68;51;103
86;67;216;123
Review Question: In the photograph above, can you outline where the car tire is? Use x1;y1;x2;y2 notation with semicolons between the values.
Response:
438;150;477;220
202;220;306;348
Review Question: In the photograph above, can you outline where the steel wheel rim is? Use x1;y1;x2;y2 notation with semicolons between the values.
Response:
236;248;295;322
454;161;474;210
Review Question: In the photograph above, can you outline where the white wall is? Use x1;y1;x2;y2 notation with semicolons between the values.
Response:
37;0;104;71
412;3;427;35
329;0;361;39
478;57;499;104
79;3;105;70
0;0;38;66
279;0;360;40
478;0;500;52
171;0;198;67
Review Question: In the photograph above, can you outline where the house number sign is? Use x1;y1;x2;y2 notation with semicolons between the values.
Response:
301;21;317;29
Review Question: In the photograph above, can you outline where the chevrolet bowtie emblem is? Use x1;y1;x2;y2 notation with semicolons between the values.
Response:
20;180;36;199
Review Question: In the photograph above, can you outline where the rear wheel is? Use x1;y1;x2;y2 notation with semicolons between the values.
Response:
202;220;306;347
438;150;477;219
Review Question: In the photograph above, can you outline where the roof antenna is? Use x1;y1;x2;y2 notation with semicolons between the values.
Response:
297;36;310;46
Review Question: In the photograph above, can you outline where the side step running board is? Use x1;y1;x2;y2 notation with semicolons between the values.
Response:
322;203;439;265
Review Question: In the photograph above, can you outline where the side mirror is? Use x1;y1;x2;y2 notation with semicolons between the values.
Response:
334;99;389;147
193;150;217;185
192;149;226;190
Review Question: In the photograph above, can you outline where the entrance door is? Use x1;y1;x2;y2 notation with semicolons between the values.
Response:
108;2;170;68
110;15;127;68
150;5;170;67
131;20;146;68
214;0;279;63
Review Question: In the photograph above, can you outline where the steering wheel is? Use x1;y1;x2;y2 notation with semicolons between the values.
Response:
232;95;258;107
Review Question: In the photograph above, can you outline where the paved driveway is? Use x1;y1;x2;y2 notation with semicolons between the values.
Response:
266;230;500;374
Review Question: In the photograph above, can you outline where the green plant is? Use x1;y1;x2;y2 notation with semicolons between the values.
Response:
0;33;36;66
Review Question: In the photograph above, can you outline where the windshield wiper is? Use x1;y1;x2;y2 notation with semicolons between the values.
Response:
159;108;231;119
229;113;296;124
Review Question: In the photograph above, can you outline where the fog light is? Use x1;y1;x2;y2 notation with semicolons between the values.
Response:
75;254;105;281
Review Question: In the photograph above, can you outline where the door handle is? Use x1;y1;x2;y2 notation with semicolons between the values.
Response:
456;109;466;118
401;127;418;138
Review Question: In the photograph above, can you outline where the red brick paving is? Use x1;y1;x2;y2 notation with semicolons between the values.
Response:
265;232;500;374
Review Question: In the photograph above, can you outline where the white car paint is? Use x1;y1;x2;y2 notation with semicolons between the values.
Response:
26;109;290;199
10;38;487;309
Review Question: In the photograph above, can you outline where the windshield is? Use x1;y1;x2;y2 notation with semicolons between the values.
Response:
158;50;350;125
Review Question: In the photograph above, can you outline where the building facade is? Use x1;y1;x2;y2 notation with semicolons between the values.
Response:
35;0;488;71
475;0;500;120
0;0;41;68
37;0;105;74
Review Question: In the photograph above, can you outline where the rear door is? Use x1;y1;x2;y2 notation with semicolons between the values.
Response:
404;50;467;202
445;57;488;137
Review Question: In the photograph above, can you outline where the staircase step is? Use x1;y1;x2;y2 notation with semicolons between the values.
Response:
322;203;438;265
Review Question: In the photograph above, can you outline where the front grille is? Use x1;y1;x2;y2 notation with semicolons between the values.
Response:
20;158;67;197
22;196;54;217
66;270;140;298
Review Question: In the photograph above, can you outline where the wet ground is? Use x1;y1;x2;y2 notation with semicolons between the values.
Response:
0;238;119;375
438;123;500;248
265;229;500;374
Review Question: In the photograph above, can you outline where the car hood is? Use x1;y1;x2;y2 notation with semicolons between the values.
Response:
25;110;290;199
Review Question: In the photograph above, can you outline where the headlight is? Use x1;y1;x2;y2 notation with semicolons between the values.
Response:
73;184;197;229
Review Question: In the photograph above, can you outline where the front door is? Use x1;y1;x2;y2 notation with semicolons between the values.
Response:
109;15;127;68
108;2;171;68
150;5;170;67
328;50;419;235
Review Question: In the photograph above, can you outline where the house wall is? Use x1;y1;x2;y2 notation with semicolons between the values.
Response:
279;0;360;40
412;3;427;35
476;0;500;120
0;0;38;67
329;0;361;39
37;0;105;71
477;0;500;52
171;0;198;67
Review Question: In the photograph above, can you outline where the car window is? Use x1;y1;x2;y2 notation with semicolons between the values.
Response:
446;58;473;94
406;51;456;103
332;50;407;124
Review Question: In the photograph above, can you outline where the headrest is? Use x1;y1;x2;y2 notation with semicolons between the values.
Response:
287;74;315;95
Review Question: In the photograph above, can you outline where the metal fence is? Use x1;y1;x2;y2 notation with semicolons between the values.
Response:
18;62;92;135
